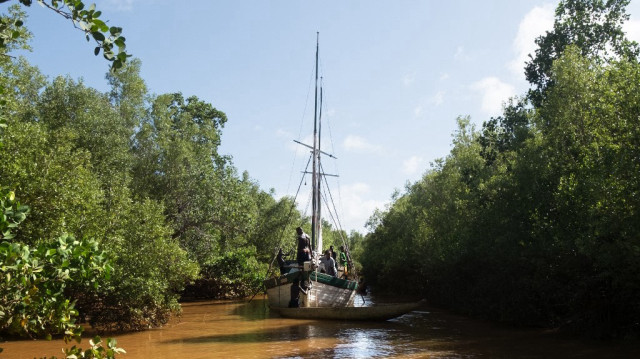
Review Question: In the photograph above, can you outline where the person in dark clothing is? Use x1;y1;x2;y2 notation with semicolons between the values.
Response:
289;277;301;307
339;245;349;278
329;245;337;261
296;227;311;265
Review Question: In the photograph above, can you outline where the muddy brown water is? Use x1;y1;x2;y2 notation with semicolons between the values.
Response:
1;295;638;358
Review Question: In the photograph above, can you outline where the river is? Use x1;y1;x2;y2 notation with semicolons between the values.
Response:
1;295;638;358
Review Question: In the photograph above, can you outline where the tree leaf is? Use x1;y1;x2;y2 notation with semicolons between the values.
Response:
91;31;105;42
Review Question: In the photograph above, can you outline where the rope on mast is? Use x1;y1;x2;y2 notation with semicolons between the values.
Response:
287;62;316;198
262;154;313;287
319;174;359;282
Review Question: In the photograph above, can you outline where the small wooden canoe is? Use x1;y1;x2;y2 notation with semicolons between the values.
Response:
270;300;424;321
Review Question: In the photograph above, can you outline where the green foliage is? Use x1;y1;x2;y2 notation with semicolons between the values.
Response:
1;1;129;71
131;90;299;280
0;12;23;51
363;1;640;337
0;190;123;357
0;57;206;329
0;11;309;344
245;192;301;262
132;92;230;263
0;5;30;54
16;0;130;71
87;198;199;331
525;0;639;106
0;112;107;243
0;234;111;337
42;336;126;359
0;188;28;240
479;98;532;165
363;46;640;337
184;247;267;299
106;58;147;128
0;5;31;148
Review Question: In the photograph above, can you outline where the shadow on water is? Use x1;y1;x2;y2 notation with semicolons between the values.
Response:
163;310;412;345
229;297;271;321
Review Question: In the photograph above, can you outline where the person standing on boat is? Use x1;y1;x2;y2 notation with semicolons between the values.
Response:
329;245;337;261
277;248;287;275
339;246;349;278
296;227;311;265
319;250;337;276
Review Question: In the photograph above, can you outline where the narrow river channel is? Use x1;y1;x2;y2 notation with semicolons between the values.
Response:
1;295;638;358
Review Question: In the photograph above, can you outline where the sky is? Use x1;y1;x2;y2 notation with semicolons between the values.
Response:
7;0;640;233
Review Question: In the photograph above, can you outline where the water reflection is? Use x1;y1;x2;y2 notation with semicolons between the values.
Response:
1;295;638;358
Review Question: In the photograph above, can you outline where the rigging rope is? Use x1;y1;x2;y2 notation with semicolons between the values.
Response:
319;162;359;281
315;75;346;235
274;154;312;250
260;153;313;294
286;62;317;197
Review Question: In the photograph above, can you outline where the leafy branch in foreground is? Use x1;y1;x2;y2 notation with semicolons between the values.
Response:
40;336;125;359
1;0;130;71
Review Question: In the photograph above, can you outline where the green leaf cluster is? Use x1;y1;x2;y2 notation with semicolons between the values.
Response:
185;246;267;299
22;0;129;71
44;336;126;359
0;5;29;53
0;188;28;240
0;234;110;337
525;0;639;106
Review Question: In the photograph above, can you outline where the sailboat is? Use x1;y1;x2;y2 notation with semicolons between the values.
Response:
264;33;359;310
263;34;423;321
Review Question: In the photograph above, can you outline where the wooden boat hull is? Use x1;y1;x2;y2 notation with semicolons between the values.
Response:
270;300;423;321
264;271;357;308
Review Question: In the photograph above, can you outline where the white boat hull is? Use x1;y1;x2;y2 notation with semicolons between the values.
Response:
264;271;357;308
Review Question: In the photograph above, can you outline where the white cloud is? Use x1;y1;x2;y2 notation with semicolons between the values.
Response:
624;18;640;44
440;73;450;81
429;91;445;106
471;77;515;116
336;182;386;232
414;91;445;118
279;182;384;233
342;135;382;154
454;46;467;61
276;128;293;138
402;155;424;175
402;72;416;86
509;4;555;76
414;105;423;117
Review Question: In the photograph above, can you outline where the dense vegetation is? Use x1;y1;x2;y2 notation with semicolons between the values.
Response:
361;0;640;338
0;3;327;347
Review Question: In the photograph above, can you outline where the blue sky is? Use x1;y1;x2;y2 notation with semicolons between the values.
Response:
9;0;640;233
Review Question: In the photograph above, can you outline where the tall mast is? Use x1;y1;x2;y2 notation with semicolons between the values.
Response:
311;32;319;252
317;80;323;255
